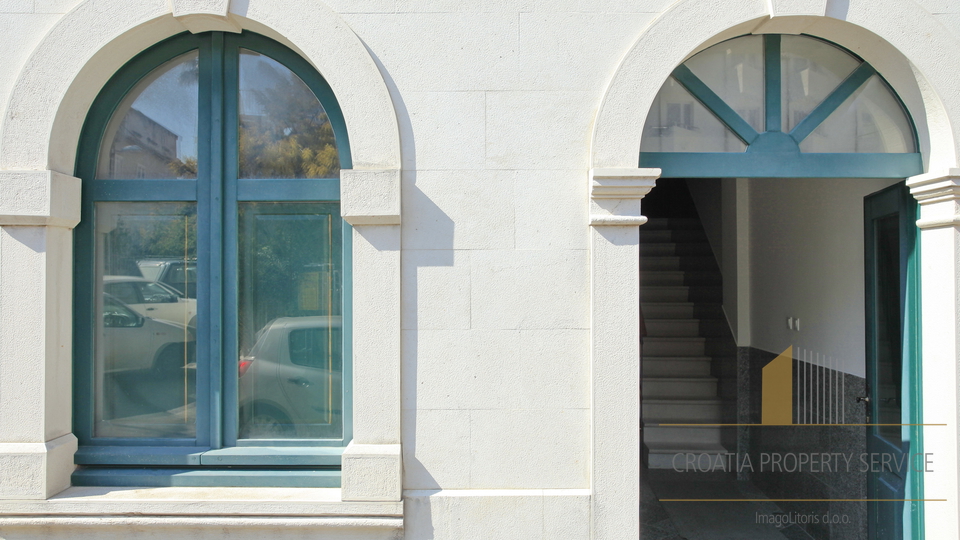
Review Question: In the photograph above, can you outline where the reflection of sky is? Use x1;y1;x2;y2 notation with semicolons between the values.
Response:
239;50;321;117
132;53;199;160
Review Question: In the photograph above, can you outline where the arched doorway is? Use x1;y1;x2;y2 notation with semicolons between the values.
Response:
637;34;922;540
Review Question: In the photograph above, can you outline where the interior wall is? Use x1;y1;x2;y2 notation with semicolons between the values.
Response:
748;177;901;378
686;178;723;262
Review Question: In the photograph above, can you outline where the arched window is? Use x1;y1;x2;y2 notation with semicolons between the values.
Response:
640;34;921;178
72;31;351;487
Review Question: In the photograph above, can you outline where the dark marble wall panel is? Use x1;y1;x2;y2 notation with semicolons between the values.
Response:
741;346;868;540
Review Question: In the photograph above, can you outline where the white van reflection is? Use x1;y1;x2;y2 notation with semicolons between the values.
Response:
103;275;197;330
238;316;342;440
102;293;195;373
98;294;196;439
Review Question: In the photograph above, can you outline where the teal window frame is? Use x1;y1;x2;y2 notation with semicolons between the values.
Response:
640;34;923;178
72;31;353;488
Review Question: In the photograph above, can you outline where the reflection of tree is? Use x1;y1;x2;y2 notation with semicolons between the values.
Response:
238;204;341;353
106;207;197;276
169;156;198;177
239;61;339;179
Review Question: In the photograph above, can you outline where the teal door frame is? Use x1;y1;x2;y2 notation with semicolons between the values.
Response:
864;181;924;540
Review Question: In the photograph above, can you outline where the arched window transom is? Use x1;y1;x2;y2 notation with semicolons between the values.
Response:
640;34;921;178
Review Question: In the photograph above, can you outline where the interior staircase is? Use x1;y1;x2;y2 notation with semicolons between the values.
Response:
640;216;734;470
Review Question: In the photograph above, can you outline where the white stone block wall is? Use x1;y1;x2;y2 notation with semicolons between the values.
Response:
0;1;958;539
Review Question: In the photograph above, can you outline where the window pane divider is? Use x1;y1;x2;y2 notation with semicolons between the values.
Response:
789;63;876;144
91;180;197;201
671;64;760;144
236;178;340;201
764;34;781;133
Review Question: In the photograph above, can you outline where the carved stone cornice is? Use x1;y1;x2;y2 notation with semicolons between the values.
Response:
589;168;660;227
0;170;80;228
907;169;960;230
341;169;401;226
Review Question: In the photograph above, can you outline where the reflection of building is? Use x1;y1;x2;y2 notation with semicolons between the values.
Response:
108;108;179;178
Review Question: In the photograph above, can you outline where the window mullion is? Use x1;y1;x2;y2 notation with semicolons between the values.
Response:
220;32;242;448
202;32;229;450
764;34;781;133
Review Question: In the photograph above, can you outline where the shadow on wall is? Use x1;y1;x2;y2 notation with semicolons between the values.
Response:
359;38;454;539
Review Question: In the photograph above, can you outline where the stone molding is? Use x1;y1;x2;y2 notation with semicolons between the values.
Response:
0;171;80;228
908;169;960;229
341;443;402;502
588;168;659;227
0;434;77;500
171;0;242;33
341;169;402;226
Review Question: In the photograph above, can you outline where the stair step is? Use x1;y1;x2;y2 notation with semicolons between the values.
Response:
642;302;723;319
639;229;708;243
643;356;713;377
644;424;723;445
642;218;704;231
641;286;722;303
643;337;707;356
640;255;718;271
644;318;731;337
643;398;723;422
641;270;721;286
642;376;717;398
640;242;713;257
643;441;732;470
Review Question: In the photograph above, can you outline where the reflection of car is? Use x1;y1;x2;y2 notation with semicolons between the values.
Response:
238;316;342;439
103;276;197;330
137;259;197;298
102;294;195;373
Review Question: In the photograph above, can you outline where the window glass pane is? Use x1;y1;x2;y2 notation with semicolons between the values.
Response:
237;202;342;440
684;35;764;133
781;35;860;133
94;202;198;438
640;77;747;152
238;50;339;179
97;52;199;180
799;75;915;153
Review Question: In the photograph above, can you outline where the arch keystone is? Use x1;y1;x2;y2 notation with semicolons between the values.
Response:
171;0;241;33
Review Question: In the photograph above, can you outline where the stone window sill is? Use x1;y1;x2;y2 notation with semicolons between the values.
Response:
0;486;402;518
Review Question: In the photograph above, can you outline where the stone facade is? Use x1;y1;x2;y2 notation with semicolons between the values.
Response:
0;0;959;538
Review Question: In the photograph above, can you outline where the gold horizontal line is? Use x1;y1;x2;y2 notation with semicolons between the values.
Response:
658;499;946;502
650;423;946;427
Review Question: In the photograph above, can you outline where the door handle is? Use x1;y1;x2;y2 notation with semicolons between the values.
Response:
856;396;871;403
146;307;157;311
288;377;311;388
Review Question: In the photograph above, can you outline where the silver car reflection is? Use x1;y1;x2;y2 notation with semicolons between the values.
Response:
238;316;342;439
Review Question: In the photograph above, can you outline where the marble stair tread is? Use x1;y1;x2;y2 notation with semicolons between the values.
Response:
641;337;708;356
641;270;722;285
641;286;722;302
640;256;718;271
640;242;714;256
642;218;704;230
641;302;723;318
643;441;729;452
643;377;718;398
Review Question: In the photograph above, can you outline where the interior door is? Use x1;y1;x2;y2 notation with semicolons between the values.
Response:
864;181;921;540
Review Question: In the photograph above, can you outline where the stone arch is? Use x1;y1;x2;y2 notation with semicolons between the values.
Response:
591;0;960;173
0;0;403;504
1;0;401;174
